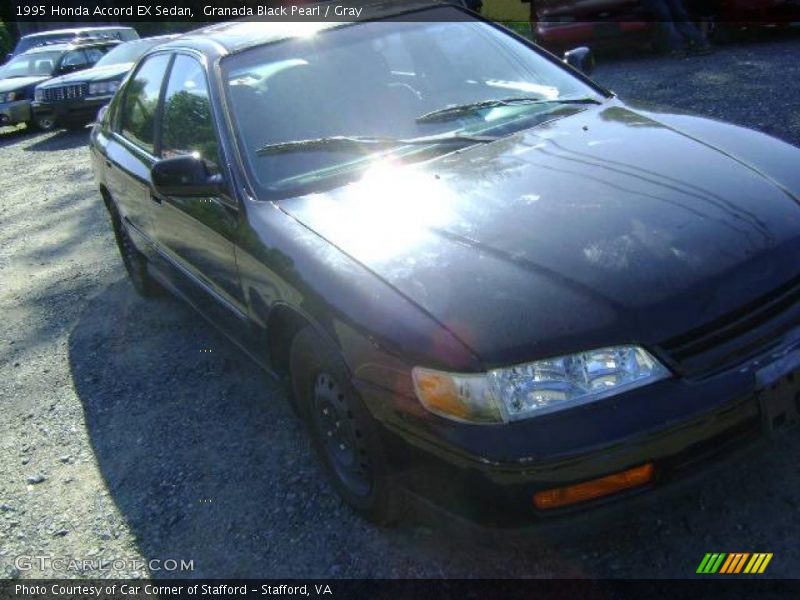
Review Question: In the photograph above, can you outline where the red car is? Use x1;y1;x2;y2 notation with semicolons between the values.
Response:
530;0;800;51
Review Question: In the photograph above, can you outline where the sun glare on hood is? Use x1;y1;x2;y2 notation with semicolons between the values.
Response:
306;161;457;263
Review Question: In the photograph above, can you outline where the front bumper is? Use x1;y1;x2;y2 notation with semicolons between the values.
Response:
357;332;800;530
0;99;32;126
31;95;113;125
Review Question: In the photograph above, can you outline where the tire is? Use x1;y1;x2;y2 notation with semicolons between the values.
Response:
31;115;57;132
290;326;404;525
108;202;161;298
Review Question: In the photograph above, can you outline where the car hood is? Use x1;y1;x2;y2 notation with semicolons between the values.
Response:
0;76;49;93
279;102;800;367
38;63;132;88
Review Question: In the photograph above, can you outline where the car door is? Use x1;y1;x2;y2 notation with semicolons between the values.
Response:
104;52;173;261
152;53;249;338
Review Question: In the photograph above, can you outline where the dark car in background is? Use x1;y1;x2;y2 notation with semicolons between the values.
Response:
0;39;120;130
90;3;800;528
533;0;652;50
6;26;138;62
32;35;179;131
533;0;800;51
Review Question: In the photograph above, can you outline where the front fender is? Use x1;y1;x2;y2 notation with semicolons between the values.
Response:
638;107;800;201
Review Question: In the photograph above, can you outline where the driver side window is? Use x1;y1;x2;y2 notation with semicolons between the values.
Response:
118;53;172;154
160;55;220;170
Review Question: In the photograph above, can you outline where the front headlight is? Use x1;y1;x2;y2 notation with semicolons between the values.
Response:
34;88;44;102
412;346;670;424
89;81;120;96
0;91;17;103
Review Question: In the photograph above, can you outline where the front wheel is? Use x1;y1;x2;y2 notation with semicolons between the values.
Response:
31;115;57;132
108;202;161;298
290;327;404;525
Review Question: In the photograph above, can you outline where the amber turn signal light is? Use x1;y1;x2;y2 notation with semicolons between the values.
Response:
533;463;655;510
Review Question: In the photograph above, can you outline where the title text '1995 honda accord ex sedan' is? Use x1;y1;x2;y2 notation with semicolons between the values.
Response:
90;2;800;529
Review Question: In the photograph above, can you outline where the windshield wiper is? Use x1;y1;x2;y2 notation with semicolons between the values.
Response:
255;133;498;156
415;97;602;124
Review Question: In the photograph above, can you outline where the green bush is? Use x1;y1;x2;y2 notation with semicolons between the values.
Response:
0;20;14;57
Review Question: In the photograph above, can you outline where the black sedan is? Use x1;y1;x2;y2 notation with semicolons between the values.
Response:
32;35;178;131
89;3;800;528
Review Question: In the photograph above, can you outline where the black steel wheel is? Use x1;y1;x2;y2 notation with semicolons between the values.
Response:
290;326;404;524
311;371;373;497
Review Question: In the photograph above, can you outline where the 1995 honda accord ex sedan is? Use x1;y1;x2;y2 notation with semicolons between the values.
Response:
90;2;800;528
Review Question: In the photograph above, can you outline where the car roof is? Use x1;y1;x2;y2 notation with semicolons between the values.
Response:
128;34;181;44
23;26;135;39
159;0;461;56
21;39;122;55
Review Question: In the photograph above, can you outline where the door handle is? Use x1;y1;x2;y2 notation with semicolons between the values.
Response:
150;193;162;204
105;159;113;169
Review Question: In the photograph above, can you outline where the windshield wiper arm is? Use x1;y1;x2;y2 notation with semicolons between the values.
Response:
415;97;602;124
256;133;498;156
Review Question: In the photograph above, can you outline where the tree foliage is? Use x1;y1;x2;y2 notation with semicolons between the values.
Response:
0;20;14;57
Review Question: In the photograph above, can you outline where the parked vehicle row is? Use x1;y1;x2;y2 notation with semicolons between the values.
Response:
90;3;800;528
6;26;139;62
32;35;178;131
0;39;120;130
0;32;176;132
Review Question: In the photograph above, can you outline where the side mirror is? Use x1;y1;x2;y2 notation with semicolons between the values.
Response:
563;47;595;76
151;154;223;197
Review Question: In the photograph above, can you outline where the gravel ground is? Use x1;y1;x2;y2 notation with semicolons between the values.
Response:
1;34;800;580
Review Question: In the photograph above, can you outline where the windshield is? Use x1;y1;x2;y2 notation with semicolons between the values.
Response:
95;38;165;67
0;51;61;79
223;8;603;196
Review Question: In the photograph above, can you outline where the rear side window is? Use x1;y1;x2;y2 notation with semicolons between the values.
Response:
161;55;220;169
118;53;171;154
61;50;90;68
84;47;107;63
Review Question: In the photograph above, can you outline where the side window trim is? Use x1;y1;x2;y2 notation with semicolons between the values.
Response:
152;53;176;157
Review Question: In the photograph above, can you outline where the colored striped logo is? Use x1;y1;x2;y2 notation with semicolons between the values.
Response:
696;553;773;574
